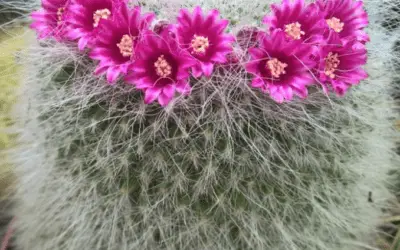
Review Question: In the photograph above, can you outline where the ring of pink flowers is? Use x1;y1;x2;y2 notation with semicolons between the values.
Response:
32;0;369;106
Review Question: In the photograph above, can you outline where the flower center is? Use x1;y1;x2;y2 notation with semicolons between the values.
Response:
117;35;134;58
191;35;209;54
326;17;344;33
324;52;340;79
154;55;172;78
284;22;305;40
93;8;111;27
267;58;288;78
57;7;64;25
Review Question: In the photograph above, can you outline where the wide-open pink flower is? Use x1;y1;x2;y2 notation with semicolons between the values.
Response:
317;0;369;43
316;32;367;96
66;0;124;50
263;0;326;44
89;5;154;83
125;31;196;106
31;0;71;40
176;6;234;77
246;30;316;103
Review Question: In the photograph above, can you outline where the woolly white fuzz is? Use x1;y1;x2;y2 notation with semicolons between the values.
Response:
9;0;400;249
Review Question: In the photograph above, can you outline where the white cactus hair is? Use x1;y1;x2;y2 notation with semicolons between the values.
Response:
9;0;400;249
0;0;33;25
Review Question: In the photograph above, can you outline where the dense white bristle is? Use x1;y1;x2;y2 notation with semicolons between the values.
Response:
7;0;400;249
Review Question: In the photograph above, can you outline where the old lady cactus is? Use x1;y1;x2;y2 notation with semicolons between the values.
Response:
11;0;399;249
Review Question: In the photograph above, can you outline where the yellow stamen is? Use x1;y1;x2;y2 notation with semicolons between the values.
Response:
267;58;288;78
93;8;111;28
117;35;134;57
284;22;305;40
324;52;340;79
191;35;210;54
326;17;344;33
154;55;172;78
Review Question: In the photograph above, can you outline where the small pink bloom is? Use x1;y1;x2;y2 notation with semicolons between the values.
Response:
125;31;196;106
246;30;316;103
176;6;235;78
66;0;124;50
89;5;154;83
30;0;71;40
317;0;369;43
153;20;170;34
236;26;260;50
317;32;367;96
263;0;326;44
218;51;242;75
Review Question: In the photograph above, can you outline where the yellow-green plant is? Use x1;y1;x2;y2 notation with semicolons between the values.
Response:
0;28;26;196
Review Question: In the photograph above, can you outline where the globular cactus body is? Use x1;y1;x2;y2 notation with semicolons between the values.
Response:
11;0;400;249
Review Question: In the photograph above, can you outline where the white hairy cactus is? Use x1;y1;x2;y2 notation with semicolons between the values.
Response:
385;3;400;199
10;0;399;249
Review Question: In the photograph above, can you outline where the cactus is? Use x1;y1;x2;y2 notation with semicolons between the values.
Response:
12;0;399;249
385;0;400;197
378;3;400;249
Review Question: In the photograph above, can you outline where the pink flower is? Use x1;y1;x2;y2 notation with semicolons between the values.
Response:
236;26;260;50
176;6;234;77
30;0;71;40
316;0;369;43
125;31;196;106
246;30;316;103
220;51;241;72
89;5;154;83
316;32;367;96
66;0;124;50
263;0;326;44
153;20;171;35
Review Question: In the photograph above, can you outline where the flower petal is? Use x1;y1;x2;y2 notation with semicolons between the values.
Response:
192;64;203;78
78;37;90;51
106;67;120;83
201;62;214;77
144;88;162;104
176;80;191;95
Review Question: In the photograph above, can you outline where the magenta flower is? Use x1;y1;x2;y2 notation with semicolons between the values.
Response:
316;0;369;43
125;31;196;106
246;30;316;103
89;5;154;83
263;0;326;44
66;0;125;50
153;20;171;35
316;32;367;96
236;26;260;50
176;6;234;77
31;0;71;40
